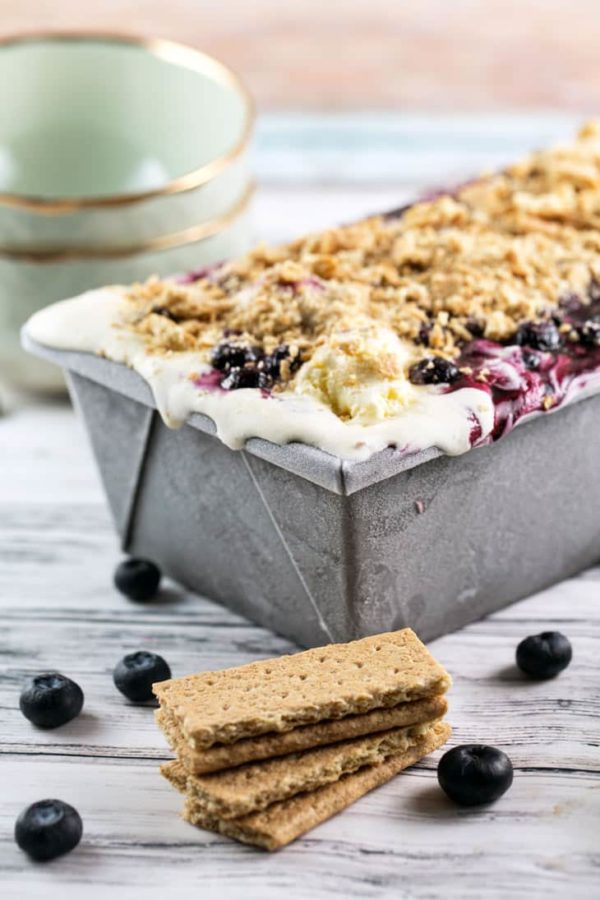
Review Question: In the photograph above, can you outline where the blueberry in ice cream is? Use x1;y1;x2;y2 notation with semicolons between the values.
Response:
516;632;572;679
521;349;541;370
515;320;562;352
437;745;514;806
19;673;84;728
220;365;272;391
408;356;460;385
579;320;600;347
113;651;171;701
114;557;162;602
263;344;303;379
211;340;260;372
210;340;301;391
15;799;82;861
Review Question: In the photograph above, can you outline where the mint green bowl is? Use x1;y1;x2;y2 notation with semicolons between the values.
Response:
0;32;255;391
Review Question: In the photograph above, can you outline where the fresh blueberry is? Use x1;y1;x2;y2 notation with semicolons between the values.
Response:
114;558;161;602
19;673;84;729
515;320;562;352
15;799;82;861
516;631;572;679
211;342;261;372
113;651;171;702
408;356;460;385
220;366;273;390
579;320;600;347
438;745;514;806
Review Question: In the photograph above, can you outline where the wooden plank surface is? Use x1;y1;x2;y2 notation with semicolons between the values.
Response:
1;404;599;898
2;0;600;110
1;116;600;898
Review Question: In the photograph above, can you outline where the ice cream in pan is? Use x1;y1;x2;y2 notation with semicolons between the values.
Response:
26;122;600;463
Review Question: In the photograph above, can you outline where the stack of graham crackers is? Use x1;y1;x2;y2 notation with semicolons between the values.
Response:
154;628;451;850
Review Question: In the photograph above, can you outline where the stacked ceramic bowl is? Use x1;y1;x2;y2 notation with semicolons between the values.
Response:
0;33;255;392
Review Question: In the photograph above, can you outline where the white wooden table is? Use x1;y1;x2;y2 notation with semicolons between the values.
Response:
1;116;599;899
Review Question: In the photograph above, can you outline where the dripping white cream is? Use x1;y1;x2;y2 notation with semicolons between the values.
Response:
26;286;495;462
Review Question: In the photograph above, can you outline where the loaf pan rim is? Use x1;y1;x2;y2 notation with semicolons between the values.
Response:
22;328;587;495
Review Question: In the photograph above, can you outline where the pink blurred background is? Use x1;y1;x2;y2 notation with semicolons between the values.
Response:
3;0;600;111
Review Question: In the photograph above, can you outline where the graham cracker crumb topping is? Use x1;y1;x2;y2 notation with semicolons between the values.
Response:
121;123;600;388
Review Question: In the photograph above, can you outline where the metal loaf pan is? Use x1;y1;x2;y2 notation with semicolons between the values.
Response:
24;334;600;648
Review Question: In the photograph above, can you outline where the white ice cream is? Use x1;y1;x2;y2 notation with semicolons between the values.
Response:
25;287;495;461
295;327;425;425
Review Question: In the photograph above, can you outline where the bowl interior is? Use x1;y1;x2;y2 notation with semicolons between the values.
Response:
0;36;249;200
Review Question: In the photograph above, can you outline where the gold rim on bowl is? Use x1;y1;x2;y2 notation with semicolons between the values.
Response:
0;31;255;215
0;181;255;263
